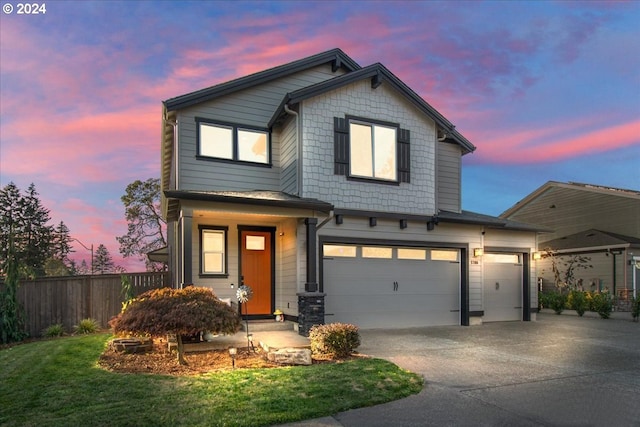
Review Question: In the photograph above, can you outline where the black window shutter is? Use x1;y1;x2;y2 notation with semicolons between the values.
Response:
398;128;410;183
334;117;349;176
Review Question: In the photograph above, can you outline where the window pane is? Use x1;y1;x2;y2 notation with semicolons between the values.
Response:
484;253;520;264
350;123;373;177
200;124;233;159
398;248;426;260
431;250;459;261
246;235;265;250
203;253;223;273
374;126;397;180
203;230;223;251
238;129;268;163
362;247;392;259
323;245;356;257
202;229;225;274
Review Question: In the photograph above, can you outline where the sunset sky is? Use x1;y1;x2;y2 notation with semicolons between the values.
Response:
1;0;639;272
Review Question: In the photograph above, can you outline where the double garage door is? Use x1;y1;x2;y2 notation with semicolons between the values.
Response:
323;244;460;329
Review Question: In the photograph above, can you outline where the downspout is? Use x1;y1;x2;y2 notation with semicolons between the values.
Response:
284;104;300;195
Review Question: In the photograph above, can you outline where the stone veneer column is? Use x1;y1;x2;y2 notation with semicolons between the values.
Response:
297;292;325;337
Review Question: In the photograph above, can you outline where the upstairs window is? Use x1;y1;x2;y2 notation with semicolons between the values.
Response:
335;116;410;183
197;118;270;165
350;122;397;181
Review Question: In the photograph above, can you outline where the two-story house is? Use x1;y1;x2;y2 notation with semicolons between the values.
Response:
160;49;542;334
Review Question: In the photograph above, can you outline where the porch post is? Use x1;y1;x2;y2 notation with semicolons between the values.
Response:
304;218;318;292
182;211;193;287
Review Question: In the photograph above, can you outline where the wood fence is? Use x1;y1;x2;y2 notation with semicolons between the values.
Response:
2;272;169;338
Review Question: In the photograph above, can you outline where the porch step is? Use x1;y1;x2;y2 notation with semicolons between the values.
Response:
241;320;295;332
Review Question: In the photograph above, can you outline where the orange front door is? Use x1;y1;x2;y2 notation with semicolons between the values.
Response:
240;230;273;315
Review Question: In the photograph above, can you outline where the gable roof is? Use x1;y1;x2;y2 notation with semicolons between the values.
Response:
163;48;360;111
269;62;475;154
541;229;640;252
501;181;640;218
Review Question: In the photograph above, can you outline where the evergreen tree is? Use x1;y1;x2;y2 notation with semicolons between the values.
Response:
0;182;53;278
93;244;115;274
0;183;22;275
77;259;90;275
51;221;73;266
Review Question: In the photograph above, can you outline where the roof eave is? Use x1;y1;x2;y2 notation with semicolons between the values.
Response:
269;63;476;154
164;48;361;111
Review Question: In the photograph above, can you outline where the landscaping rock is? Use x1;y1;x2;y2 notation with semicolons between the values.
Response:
268;348;312;365
111;338;153;354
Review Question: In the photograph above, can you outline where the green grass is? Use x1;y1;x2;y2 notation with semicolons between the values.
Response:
0;334;422;426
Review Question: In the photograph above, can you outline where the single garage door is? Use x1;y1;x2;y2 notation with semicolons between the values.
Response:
323;244;460;329
483;253;523;322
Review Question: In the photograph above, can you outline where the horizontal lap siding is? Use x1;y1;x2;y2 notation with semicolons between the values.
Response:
177;65;344;193
280;115;298;194
437;141;462;213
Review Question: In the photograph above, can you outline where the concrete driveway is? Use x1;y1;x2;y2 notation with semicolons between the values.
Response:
278;313;640;427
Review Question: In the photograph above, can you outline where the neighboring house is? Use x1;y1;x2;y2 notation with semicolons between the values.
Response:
160;49;543;334
501;181;640;303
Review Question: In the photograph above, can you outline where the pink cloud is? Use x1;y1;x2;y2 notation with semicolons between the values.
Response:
470;118;640;164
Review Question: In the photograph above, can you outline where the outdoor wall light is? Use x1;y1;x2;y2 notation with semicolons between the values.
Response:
532;252;542;260
473;248;484;257
229;347;237;369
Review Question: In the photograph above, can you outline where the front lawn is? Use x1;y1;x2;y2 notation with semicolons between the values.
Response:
0;334;422;426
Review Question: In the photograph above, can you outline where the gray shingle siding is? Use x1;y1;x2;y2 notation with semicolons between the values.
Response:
300;79;437;215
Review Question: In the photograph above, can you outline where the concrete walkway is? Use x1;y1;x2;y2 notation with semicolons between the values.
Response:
275;313;640;427
184;326;310;353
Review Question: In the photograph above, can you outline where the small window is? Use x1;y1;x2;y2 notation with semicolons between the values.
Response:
398;248;427;260
323;245;356;257
484;253;520;264
245;235;265;251
431;249;458;261
362;246;393;259
197;119;270;165
200;227;228;275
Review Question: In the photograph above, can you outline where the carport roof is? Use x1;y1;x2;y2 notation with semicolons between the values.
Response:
541;229;640;251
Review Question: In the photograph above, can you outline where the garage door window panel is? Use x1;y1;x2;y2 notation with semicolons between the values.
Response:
431;249;459;261
323;244;357;258
362;247;393;259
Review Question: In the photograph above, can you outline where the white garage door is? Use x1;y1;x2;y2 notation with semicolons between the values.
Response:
323;244;460;329
483;253;522;322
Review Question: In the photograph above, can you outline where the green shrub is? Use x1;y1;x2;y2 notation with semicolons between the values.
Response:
631;296;639;322
74;318;100;334
309;323;361;359
591;292;613;319
547;292;568;315
42;323;65;337
568;290;588;317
